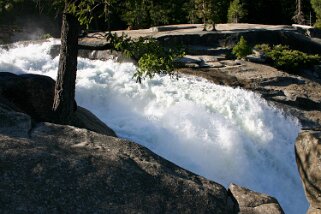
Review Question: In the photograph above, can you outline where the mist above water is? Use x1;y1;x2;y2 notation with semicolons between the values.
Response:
0;40;308;214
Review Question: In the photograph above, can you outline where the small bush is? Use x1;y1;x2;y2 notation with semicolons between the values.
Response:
232;36;252;59
254;44;321;71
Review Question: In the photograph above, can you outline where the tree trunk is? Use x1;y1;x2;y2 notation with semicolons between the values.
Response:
52;2;79;124
293;0;305;24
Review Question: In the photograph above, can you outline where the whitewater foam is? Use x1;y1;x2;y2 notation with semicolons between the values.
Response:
0;40;308;213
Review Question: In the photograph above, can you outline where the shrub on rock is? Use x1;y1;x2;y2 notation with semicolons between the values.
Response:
254;44;321;72
232;36;252;59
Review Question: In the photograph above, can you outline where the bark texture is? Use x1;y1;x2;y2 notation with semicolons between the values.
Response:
52;2;79;124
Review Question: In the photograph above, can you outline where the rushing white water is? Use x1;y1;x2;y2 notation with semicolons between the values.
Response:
0;40;308;213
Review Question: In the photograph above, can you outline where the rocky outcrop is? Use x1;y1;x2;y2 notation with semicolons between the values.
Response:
0;72;116;136
227;184;284;214
1;101;228;213
157;30;321;55
295;131;321;214
180;59;321;130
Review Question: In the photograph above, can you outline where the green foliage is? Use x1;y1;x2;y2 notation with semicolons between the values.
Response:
65;0;118;29
268;45;320;71
186;0;229;25
255;44;321;71
121;0;150;29
311;0;321;28
227;0;247;23
232;36;252;59
107;33;185;82
121;0;188;29
66;0;96;28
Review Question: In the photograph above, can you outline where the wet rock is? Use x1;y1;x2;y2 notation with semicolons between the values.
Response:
295;131;321;211
78;49;117;60
228;183;284;214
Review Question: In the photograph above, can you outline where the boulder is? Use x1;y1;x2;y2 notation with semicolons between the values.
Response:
0;110;228;213
0;72;56;122
228;183;284;214
0;72;115;136
295;131;321;211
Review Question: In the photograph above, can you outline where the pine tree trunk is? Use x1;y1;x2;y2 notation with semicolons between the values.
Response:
52;3;79;124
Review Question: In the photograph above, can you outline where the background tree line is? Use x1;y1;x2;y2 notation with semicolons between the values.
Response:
0;0;319;33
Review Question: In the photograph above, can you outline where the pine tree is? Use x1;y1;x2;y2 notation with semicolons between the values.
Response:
192;0;221;30
121;0;150;29
293;0;305;24
227;0;246;23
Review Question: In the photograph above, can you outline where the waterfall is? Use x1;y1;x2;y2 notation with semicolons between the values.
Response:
0;39;308;213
